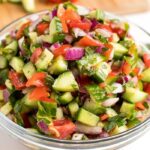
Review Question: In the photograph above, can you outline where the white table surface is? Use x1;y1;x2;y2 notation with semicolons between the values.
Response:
1;11;150;150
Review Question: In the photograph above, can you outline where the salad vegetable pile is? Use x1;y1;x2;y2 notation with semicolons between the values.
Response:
1;2;150;140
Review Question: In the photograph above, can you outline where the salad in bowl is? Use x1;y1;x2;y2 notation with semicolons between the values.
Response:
0;2;150;142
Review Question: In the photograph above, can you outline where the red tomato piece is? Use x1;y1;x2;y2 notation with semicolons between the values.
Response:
29;86;49;100
53;44;71;57
26;72;46;87
8;71;26;90
77;35;103;47
0;85;6;90
69;20;91;31
16;21;31;39
144;83;150;95
30;48;43;63
143;53;150;68
49;119;76;139
37;22;49;35
122;61;131;75
95;23;112;32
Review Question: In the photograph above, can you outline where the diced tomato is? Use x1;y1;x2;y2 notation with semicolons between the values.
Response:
37;22;49;35
29;86;49;100
143;53;150;68
122;61;131;75
53;44;71;57
95;23;112;32
57;4;68;33
69;20;91;31
26;72;46;87
103;43;113;60
49;119;76;139
30;48;43;63
144;83;150;95
99;82;106;88
70;0;78;2
76;35;103;47
64;8;81;22
108;71;118;77
0;85;6;90
133;67;140;75
40;97;55;103
8;71;26;90
16;21;31;39
48;0;63;3
100;114;109;121
135;102;145;110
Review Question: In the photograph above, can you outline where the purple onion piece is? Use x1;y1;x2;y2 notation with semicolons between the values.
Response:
65;47;84;60
99;131;109;138
37;121;49;134
10;30;16;39
91;19;99;29
50;42;61;51
96;45;104;53
65;35;73;44
42;42;51;49
51;8;57;18
3;89;10;102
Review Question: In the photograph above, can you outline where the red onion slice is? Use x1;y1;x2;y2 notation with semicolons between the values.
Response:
102;98;119;107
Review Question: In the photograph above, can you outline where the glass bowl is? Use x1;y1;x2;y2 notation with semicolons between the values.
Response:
0;7;150;150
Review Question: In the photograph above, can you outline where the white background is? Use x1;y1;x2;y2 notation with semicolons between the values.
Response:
1;12;150;150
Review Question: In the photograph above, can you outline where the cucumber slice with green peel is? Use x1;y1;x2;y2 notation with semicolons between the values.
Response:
87;9;105;21
22;0;35;13
3;40;18;54
0;55;8;69
120;102;135;117
22;94;38;108
49;17;63;43
122;87;148;103
111;42;128;58
9;57;24;73
110;125;128;135
49;56;68;75
76;108;99;126
56;107;64;120
0;90;3;101
106;108;117;117
141;68;150;82
29;32;38;44
5;79;13;91
137;81;143;90
83;100;105;115
58;92;73;105
93;62;111;82
52;71;79;92
127;118;141;128
68;101;79;118
0;101;12;115
35;49;53;70
23;62;36;79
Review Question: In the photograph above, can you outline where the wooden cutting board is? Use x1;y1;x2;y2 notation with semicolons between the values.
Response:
0;0;149;29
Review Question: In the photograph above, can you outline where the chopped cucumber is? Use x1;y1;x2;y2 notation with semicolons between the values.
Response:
0;101;12;115
0;55;7;69
68;101;79;118
87;9;105;21
110;125;128;135
49;56;68;75
49;17;62;43
93;62;111;82
76;108;99;126
141;68;150;82
106;108;117;117
111;42;128;58
5;79;13;91
29;32;38;44
83;100;105;115
52;71;79;92
127;118;141;128
123;87;148;103
9;57;24;73
120;102;135;117
35;49;53;70
3;40;18;54
58;92;73;105
23;62;36;79
22;94;38;108
0;90;3;101
56;107;64;119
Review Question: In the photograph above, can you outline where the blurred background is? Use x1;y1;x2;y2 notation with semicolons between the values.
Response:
0;0;150;32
